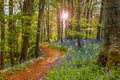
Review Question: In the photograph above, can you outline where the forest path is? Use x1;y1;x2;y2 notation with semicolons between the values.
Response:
4;44;63;80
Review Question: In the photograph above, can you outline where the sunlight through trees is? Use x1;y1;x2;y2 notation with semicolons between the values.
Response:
0;0;120;80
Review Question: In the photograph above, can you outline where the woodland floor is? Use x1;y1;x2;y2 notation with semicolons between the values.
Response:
3;44;63;80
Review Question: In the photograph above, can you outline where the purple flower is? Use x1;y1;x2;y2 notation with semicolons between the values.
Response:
104;67;109;71
117;63;120;66
101;56;107;61
66;55;71;61
72;63;75;68
46;64;52;68
39;75;46;80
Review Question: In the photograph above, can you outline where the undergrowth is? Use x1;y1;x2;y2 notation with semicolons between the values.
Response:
0;60;33;80
47;44;68;52
46;42;120;80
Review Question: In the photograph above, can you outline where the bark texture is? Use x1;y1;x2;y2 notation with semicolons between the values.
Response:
97;0;120;69
20;0;34;62
9;0;15;66
57;8;61;40
77;0;82;47
96;0;104;40
0;0;5;69
35;0;45;58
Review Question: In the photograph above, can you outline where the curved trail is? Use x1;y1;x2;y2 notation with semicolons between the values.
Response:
4;45;63;80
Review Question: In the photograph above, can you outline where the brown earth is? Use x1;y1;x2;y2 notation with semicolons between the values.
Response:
3;44;63;80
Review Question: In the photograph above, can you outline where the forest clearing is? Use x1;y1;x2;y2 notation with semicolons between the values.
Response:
0;0;120;80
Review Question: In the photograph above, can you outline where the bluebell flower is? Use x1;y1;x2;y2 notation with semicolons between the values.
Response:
46;64;52;69
66;55;72;61
39;75;46;80
117;63;120;66
104;67;109;71
72;63;75;68
70;74;73;78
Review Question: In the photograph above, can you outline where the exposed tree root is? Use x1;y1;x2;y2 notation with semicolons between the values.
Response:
96;49;120;69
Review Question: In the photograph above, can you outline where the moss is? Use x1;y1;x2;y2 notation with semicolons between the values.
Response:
0;72;7;80
95;51;108;66
107;49;120;69
96;49;120;69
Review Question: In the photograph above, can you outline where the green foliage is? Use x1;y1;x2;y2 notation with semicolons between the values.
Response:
47;44;68;52
46;43;120;80
11;60;33;71
67;16;102;39
79;18;101;28
67;30;85;37
71;17;102;28
67;29;97;39
27;44;44;59
50;31;57;41
0;39;9;53
0;0;103;76
0;71;6;80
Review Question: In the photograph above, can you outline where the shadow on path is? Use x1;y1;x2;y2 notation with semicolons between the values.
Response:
4;44;63;80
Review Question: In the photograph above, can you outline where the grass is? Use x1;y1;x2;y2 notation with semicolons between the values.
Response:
46;42;120;80
47;44;68;52
0;60;33;80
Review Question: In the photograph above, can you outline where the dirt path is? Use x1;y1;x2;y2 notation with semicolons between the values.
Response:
3;44;63;80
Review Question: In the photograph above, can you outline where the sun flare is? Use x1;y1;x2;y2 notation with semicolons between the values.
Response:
62;11;68;21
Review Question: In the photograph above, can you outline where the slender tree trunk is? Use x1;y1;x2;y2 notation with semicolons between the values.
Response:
20;0;34;62
35;0;45;58
84;0;94;39
85;7;90;39
89;7;93;35
9;0;15;66
0;0;5;69
47;1;50;42
42;24;47;42
67;0;73;39
65;21;68;39
96;0;104;40
97;0;120;69
61;20;63;43
60;1;63;43
77;0;82;47
57;8;61;40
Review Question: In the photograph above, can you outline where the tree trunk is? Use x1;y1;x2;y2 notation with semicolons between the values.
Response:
20;0;34;62
77;0;82;47
35;0;45;58
43;25;46;41
89;6;93;35
97;0;120;69
85;7;90;39
60;1;63;43
96;0;104;40
8;0;15;66
0;0;5;69
67;0;74;39
61;16;63;43
57;8;61;40
47;1;50;42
